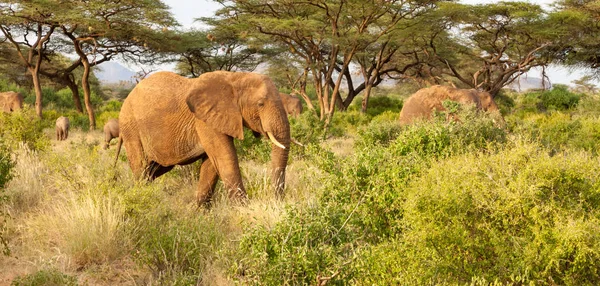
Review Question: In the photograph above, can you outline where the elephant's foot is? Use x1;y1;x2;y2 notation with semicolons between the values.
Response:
228;188;248;206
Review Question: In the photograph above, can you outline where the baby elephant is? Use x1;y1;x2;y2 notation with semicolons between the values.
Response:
102;118;119;149
55;116;70;141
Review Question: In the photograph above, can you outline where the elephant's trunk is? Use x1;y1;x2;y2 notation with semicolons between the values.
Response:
266;119;290;199
270;138;290;199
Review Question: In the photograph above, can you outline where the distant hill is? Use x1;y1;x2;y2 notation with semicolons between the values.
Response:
506;76;552;92
95;61;136;84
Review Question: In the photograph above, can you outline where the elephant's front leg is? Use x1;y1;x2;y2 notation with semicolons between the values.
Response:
197;158;218;207
196;123;248;203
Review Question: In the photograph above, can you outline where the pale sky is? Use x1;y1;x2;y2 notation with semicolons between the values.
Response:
156;0;595;86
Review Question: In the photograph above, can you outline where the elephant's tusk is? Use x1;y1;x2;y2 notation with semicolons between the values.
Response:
267;132;286;149
291;137;304;147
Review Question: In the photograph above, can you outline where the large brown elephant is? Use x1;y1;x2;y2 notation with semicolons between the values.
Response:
55;116;70;141
0;91;24;112
398;85;502;125
116;71;290;206
102;118;119;150
279;93;303;117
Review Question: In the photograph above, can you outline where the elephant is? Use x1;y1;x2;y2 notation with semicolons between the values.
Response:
102;119;119;149
55;116;70;141
0;91;24;113
279;93;303;117
398;85;503;125
115;71;290;206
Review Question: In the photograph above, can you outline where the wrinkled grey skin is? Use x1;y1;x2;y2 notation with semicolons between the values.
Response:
102;119;119;149
0;91;24;113
115;71;290;206
55;116;70;141
279;93;303;117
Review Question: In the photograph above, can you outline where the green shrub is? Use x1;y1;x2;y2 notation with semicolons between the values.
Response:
0;139;14;255
11;269;78;286
355;119;402;147
0;108;50;151
390;106;506;158
511;111;600;154
237;108;508;284
99;99;123;113
390;141;600;285
0;140;14;190
348;95;403;118
540;84;581;110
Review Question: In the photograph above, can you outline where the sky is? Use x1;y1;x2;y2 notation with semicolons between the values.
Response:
153;0;596;87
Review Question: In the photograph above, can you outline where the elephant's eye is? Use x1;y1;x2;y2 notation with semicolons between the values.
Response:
257;100;265;107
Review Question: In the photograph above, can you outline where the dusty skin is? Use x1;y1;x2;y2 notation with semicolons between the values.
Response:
399;85;503;125
116;71;291;206
55;116;70;141
279;92;303;117
0;91;23;113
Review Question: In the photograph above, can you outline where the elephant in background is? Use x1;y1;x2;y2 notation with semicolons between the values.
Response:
116;71;290;206
1;91;24;112
55;116;70;141
279;93;303;117
102;119;119;149
399;85;503;125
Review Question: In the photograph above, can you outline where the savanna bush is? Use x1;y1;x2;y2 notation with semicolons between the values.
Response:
539;84;581;110
237;109;509;284
0;108;49;151
347;95;403;118
390;106;506;158
0;139;14;189
11;268;78;286
511;111;600;154
0;139;13;255
377;141;600;285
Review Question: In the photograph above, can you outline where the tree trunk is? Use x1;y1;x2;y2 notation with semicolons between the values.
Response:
81;60;96;130
361;83;373;113
30;67;43;118
65;75;83;113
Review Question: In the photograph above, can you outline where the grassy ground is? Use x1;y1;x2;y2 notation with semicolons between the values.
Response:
1;87;600;285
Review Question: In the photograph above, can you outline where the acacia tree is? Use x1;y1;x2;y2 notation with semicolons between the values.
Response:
554;0;600;76
0;1;59;118
56;0;176;130
173;23;272;77
421;2;567;97
214;0;444;124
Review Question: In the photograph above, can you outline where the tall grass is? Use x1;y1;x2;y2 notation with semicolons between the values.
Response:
22;190;129;268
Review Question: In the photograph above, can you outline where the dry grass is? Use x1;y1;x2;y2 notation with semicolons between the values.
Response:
1;128;322;285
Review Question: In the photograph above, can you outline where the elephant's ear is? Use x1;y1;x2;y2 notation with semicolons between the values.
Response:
186;83;244;140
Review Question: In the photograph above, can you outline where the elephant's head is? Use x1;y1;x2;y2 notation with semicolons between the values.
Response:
475;91;499;112
473;90;505;126
186;71;291;197
279;93;303;117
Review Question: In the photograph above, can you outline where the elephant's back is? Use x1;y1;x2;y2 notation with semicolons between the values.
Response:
119;71;203;165
55;116;69;127
399;86;448;124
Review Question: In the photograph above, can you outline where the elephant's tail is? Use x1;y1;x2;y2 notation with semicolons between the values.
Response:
114;136;123;167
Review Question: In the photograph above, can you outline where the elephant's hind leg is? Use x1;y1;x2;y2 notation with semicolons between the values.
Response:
145;162;174;180
123;135;147;180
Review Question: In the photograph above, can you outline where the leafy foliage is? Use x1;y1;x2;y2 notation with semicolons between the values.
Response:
11;269;78;286
0;108;49;151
